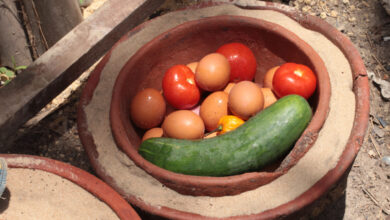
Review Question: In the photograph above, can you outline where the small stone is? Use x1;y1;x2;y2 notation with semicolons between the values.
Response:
382;156;390;166
349;5;356;11
302;5;311;12
368;150;376;157
298;0;304;3
320;12;327;19
330;10;338;17
342;0;349;4
377;116;388;127
348;16;356;22
347;32;354;37
373;126;385;138
304;0;311;4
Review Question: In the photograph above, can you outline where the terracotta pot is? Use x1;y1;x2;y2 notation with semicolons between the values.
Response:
0;154;140;220
77;2;369;219
110;15;330;197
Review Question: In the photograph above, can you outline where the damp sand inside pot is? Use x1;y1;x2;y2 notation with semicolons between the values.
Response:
0;168;119;220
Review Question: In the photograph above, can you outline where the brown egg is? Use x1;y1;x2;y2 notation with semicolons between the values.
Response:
195;53;230;91
142;127;163;141
130;88;166;129
261;87;278;109
263;66;280;89
162;110;205;139
186;62;198;73
228;81;264;120
223;82;236;95
200;91;229;131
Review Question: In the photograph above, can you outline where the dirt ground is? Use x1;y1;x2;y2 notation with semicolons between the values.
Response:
3;0;390;219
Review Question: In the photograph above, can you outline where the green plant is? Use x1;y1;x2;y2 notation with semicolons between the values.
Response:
0;57;27;87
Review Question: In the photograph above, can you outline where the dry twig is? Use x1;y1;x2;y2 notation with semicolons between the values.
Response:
31;0;49;50
362;187;390;215
369;133;382;157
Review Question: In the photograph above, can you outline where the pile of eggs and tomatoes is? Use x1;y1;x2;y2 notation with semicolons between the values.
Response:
130;42;317;142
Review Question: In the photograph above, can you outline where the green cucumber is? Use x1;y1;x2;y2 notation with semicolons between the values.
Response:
139;94;312;176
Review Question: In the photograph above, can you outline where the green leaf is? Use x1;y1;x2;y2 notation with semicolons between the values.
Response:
14;65;27;71
0;67;15;78
0;67;7;74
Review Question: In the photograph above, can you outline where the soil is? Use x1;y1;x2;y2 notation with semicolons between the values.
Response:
2;0;390;219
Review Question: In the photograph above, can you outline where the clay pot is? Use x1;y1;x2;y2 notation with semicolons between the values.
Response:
0;154;140;220
110;15;330;197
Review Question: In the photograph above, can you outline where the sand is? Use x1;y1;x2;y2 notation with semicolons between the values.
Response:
0;168;119;220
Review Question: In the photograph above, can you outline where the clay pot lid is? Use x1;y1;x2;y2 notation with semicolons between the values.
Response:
77;2;369;219
0;154;141;220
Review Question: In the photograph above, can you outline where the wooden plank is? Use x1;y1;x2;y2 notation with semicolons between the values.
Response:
0;0;164;148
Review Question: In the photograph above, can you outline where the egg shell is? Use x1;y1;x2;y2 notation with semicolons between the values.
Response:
162;110;205;139
195;53;230;91
261;87;278;109
223;82;236;95
142;127;164;141
263;66;280;89
200;91;229;131
186;62;198;73
130;88;166;129
228;81;264;120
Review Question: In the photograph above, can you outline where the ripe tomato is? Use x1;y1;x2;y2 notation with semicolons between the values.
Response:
162;65;200;109
272;63;317;99
216;42;257;82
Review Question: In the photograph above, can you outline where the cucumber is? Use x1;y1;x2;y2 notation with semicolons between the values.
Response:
139;95;312;176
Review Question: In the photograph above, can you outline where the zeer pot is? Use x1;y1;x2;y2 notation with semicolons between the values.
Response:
78;2;369;219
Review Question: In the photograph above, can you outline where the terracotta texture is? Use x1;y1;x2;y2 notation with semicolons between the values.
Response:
0;154;141;220
109;15;330;197
77;2;369;219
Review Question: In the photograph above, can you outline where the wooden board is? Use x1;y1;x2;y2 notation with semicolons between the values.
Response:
0;0;164;149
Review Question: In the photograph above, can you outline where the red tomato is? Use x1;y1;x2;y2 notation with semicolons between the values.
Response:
216;42;257;82
162;65;200;109
272;63;317;99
